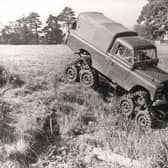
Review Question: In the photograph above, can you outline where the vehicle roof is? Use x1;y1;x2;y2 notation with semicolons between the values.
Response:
73;12;138;52
78;12;115;24
117;36;156;50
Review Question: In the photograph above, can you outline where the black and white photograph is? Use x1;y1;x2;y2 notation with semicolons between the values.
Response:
0;0;168;167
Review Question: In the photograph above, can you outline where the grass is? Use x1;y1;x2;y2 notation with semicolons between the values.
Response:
0;44;167;167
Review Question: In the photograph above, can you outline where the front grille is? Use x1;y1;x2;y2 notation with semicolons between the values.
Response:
153;82;168;108
164;82;168;101
154;83;168;103
155;87;163;100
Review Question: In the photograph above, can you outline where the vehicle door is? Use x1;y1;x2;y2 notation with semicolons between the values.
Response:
105;42;133;86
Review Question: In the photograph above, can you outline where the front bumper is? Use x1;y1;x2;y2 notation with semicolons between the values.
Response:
152;102;168;119
152;100;168;107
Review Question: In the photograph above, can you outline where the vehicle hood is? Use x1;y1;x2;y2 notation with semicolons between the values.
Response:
135;67;168;85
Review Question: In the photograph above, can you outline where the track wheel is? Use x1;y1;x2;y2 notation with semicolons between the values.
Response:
134;91;150;107
79;69;96;88
81;61;90;70
119;95;134;117
64;64;78;82
135;110;152;128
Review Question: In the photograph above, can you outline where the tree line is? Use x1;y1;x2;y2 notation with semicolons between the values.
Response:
0;7;76;44
1;1;167;44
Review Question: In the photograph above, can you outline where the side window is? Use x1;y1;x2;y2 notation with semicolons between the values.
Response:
109;41;119;55
115;44;126;57
115;44;132;64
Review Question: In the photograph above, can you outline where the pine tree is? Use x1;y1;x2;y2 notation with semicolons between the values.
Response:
43;14;64;44
26;12;42;43
58;7;76;42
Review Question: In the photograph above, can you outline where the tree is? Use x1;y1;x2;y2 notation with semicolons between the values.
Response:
137;0;168;40
0;15;35;44
0;22;22;44
16;16;34;44
58;7;76;42
133;24;150;39
0;25;12;43
26;12;42;43
43;14;64;44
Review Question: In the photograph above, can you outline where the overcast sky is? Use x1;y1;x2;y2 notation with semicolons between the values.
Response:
0;0;147;27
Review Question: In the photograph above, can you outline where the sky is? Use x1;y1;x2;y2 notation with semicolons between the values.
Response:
0;0;147;28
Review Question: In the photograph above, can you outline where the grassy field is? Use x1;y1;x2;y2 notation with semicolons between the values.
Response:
0;44;168;168
0;45;76;168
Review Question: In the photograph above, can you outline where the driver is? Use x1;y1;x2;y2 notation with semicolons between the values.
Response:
116;45;125;57
135;51;147;62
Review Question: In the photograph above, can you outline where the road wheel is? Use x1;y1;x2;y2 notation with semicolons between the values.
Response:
133;90;151;107
64;64;78;82
81;60;91;70
80;69;96;88
135;110;152;128
119;95;134;117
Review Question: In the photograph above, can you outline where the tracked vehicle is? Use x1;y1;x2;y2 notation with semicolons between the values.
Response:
64;12;168;128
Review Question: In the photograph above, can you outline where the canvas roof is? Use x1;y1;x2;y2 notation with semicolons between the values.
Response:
73;12;138;52
118;36;156;50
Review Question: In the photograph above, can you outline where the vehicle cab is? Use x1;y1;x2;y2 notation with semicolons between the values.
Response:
110;36;158;69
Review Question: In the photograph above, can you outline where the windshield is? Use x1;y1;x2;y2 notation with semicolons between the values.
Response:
134;49;156;63
114;43;133;64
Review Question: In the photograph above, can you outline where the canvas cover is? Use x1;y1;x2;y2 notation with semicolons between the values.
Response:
72;12;138;52
117;36;156;50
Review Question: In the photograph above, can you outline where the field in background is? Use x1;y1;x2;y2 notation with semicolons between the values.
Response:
0;44;167;72
0;45;75;75
0;44;168;168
